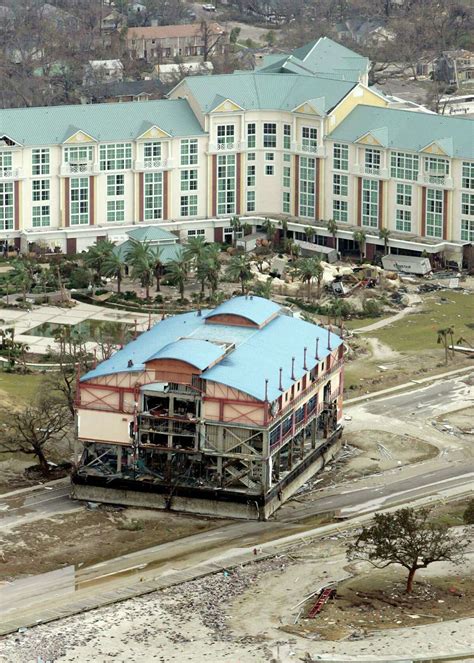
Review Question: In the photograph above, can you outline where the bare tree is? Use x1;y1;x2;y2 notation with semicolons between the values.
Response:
0;395;71;475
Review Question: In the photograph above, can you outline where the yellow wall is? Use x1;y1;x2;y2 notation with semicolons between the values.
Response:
327;86;389;132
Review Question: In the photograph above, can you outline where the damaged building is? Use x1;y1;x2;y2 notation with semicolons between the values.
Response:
72;297;344;519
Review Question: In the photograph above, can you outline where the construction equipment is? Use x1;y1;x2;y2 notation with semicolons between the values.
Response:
307;586;337;618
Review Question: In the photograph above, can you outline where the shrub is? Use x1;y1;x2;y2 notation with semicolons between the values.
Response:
362;298;382;317
68;267;90;289
463;499;474;525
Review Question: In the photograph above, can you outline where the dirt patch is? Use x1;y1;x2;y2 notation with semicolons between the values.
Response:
0;507;226;581
336;430;438;479
289;569;474;641
437;405;474;435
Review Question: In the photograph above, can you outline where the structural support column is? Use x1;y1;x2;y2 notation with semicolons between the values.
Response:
14;180;20;230
138;172;144;222
64;177;70;227
315;158;320;221
163;170;169;220
357;177;362;226
236;153;241;215
211;154;217;217
89;176;95;226
378;180;384;229
294;155;299;217
420;186;426;237
443;189;449;240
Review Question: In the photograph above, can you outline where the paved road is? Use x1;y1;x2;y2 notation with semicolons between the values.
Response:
0;482;80;531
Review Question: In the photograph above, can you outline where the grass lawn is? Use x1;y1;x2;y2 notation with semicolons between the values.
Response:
344;314;391;330
365;291;474;352
0;371;45;405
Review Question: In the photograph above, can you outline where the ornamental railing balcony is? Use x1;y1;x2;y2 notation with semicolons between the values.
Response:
208;141;242;153
420;173;453;188
0;168;22;180
354;164;389;179
134;158;172;171
60;162;99;176
296;144;326;158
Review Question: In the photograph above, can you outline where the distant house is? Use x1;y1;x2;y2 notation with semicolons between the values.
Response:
84;60;124;86
126;23;228;62
84;79;168;104
416;51;474;87
101;9;126;33
154;61;213;83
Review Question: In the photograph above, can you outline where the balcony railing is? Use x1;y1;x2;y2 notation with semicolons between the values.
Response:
354;164;388;178
208;142;242;153
134;158;172;171
421;173;453;188
271;358;344;422
60;162;98;176
0;168;21;180
297;144;326;158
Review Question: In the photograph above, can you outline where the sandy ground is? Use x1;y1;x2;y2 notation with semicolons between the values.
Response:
1;539;472;662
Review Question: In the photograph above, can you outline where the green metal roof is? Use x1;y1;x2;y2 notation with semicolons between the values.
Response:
327;105;474;159
127;226;178;243
0;99;205;146
182;72;355;114
258;37;369;83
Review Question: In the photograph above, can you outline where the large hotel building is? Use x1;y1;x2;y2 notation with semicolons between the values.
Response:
0;38;473;262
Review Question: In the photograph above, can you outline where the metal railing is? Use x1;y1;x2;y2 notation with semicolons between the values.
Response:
135;158;172;170
421;173;453;187
0;168;21;180
60;162;98;176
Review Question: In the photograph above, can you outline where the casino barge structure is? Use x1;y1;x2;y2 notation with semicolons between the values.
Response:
72;296;344;519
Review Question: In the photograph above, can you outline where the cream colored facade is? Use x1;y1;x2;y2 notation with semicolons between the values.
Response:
1;73;473;258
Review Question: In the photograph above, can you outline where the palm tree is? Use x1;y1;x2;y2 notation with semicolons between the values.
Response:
353;230;367;263
83;240;115;285
151;246;164;292
230;215;241;248
226;254;252;294
437;326;455;365
126;239;155;299
11;259;33;302
184;236;207;264
197;244;221;297
281;218;289;243
305;226;315;243
102;251;125;294
167;258;188;301
263;217;275;247
379;227;391;255
296;257;322;301
327;219;338;251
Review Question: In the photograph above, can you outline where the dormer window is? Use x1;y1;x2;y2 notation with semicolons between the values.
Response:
217;125;235;149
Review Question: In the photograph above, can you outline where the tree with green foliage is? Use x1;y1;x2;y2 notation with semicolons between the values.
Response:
102;251;125;294
125;239;155;299
463;499;474;525
230;215;242;248
226;254;252;294
379;227;391;255
196;243;221;297
83;240;115;286
296;257;323;301
10;259;33;301
184;236;207;265
263;217;275;247
327;219;338;250
0;327;28;369
167;258;188;300
252;276;273;299
353;229;367;262
304;226;315;243
347;507;470;593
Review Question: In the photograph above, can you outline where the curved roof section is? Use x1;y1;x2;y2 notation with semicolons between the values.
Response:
147;339;225;370
80;311;210;382
205;296;280;327
0;98;204;146
202;314;342;402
